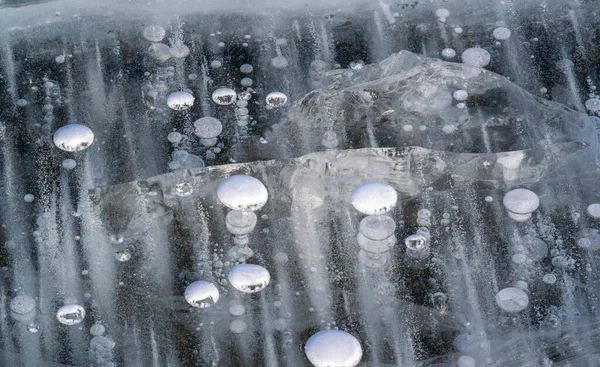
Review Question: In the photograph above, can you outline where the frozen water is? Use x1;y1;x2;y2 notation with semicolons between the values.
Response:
304;330;363;367
2;1;600;366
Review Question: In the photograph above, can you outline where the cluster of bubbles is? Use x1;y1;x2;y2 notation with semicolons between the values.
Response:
351;182;398;268
502;188;540;222
144;24;190;62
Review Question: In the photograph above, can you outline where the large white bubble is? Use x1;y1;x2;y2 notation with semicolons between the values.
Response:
184;281;220;308
461;48;491;68
148;43;172;62
503;188;540;214
194;117;223;138
56;304;86;325
350;182;397;215
495;287;529;313
212;87;237;105
143;25;166;42
305;330;363;367
167;91;195;111
228;264;270;293
53;124;94;152
217;175;269;211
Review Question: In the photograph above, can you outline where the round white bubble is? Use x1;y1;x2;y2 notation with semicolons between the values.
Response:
143;25;166;42
53;124;94;152
266;92;288;108
170;44;190;59
462;48;491;68
359;215;396;241
217;175;269;211
587;203;600;218
453;90;469;101
167;132;183;144
585;98;600;112
493;27;512;40
62;159;77;170
90;323;105;336
350;182;397;215
228;264;270;293
229;319;248;334
10;295;36;323
457;355;476;367
194;117;223;139
240;64;254;74
435;8;450;18
271;56;289;69
24;194;35;203
441;48;456;59
148;43;172;62
241;77;253;87
305;330;363;367
167;91;195;111
56;304;86;325
210;60;222;68
212;87;237;105
542;273;557;284
503;188;540;214
229;303;246;316
495;287;529;313
184;281;219;308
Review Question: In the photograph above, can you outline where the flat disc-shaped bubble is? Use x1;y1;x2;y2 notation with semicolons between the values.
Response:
62;158;77;170
184;281;219;308
350;182;397;215
266;92;288;107
587;203;600;218
240;64;253;74
194;117;223;138
515;235;548;261
217;175;268;211
359;215;396;240
167;91;194;111
10;295;36;323
228;264;270;293
493;27;512;40
226;210;257;235
53;124;94;152
305;330;363;367
212;87;237;105
453;90;468;101
271;56;289;69
495;287;529;313
170;44;190;59
357;233;396;253
503;188;539;214
585;98;600;112
148;43;172;62
461;48;491;68
507;211;532;222
56;304;86;325
441;48;456;58
143;25;165;42
357;249;390;268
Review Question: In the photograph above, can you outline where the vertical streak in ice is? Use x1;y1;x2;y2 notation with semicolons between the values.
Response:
0;33;16;107
559;50;585;112
260;292;279;367
150;327;161;367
